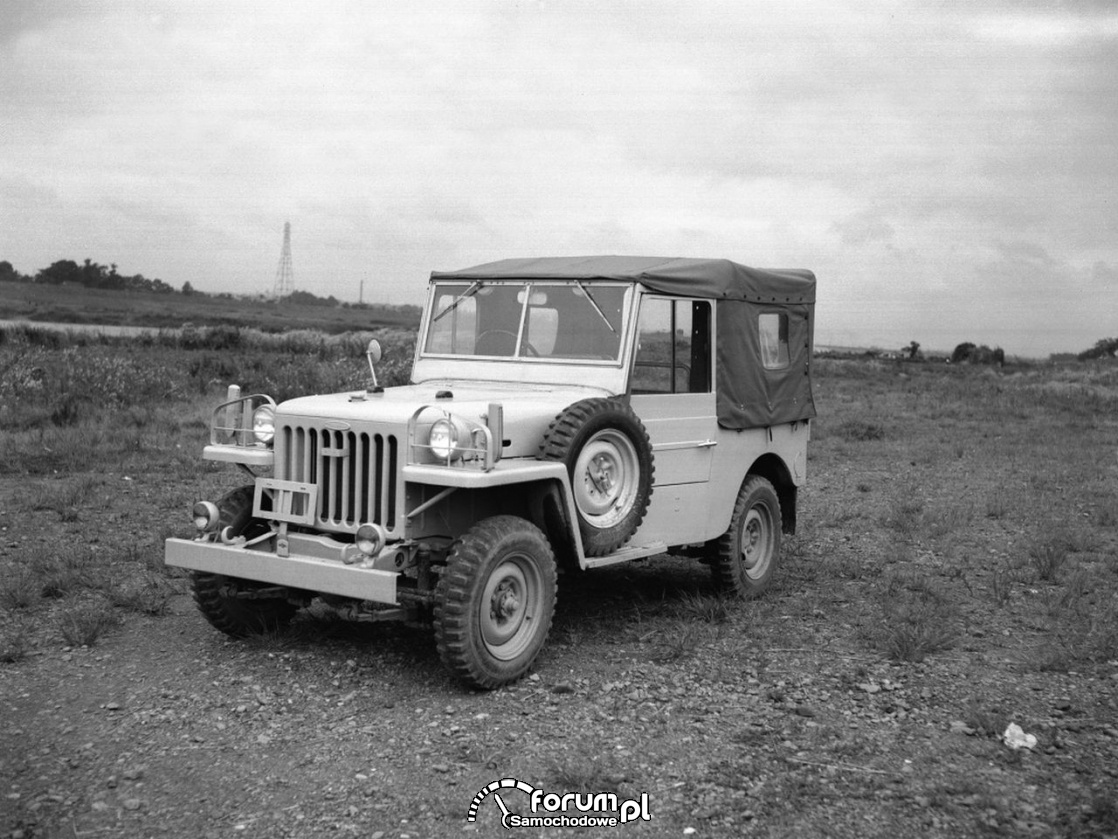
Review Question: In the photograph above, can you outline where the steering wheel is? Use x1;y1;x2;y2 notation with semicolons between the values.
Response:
476;330;540;357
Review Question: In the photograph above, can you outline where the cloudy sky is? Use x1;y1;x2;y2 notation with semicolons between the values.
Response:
1;1;1115;356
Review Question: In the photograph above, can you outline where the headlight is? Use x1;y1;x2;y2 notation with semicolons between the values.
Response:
426;416;475;462
252;404;276;445
429;418;457;459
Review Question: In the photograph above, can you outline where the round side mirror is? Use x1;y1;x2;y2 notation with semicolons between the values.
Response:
366;339;382;364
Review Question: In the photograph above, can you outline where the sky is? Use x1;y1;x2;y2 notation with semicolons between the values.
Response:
1;0;1115;357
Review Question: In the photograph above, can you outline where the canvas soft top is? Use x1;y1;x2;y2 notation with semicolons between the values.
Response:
430;256;816;428
431;256;815;306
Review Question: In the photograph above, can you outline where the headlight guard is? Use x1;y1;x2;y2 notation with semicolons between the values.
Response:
409;406;496;470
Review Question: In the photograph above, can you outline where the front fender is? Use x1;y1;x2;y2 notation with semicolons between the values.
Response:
403;461;587;563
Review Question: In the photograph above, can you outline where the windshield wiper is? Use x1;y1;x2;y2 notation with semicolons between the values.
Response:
433;281;483;323
575;280;617;334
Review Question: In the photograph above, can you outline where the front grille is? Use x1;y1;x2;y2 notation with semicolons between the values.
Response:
277;424;400;532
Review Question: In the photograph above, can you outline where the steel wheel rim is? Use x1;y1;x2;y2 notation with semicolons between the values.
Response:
573;430;639;528
480;555;543;660
741;503;775;579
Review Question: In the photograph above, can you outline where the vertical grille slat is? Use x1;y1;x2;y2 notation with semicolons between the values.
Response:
354;433;365;525
275;422;398;533
385;435;397;525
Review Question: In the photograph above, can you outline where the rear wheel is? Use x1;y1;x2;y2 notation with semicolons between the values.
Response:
434;516;557;689
190;486;297;636
710;475;782;597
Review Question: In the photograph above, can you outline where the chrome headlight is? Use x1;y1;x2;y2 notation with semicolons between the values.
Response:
252;404;276;445
427;416;473;462
428;418;457;459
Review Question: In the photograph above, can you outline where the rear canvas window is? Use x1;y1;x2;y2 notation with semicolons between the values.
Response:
759;313;789;369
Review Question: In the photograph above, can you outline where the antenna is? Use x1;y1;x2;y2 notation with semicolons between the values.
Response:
272;221;294;298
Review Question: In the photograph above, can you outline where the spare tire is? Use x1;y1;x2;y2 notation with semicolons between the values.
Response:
538;398;654;556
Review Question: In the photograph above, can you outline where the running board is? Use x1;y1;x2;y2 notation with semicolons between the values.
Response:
582;542;668;569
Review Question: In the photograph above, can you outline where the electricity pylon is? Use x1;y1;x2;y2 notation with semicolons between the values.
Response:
272;221;294;298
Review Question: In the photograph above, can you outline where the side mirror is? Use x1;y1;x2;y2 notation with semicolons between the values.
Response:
366;339;383;365
366;339;383;392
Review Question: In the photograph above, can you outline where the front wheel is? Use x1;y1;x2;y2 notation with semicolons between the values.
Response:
434;516;557;689
710;475;782;597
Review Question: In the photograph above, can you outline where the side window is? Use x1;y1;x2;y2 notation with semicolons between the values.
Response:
633;299;711;394
759;313;789;369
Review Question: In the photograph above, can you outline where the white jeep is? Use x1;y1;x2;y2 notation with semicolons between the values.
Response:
165;256;816;688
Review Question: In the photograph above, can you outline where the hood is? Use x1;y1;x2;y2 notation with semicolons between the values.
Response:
277;381;611;458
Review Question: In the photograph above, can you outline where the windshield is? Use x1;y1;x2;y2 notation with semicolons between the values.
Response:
423;281;630;362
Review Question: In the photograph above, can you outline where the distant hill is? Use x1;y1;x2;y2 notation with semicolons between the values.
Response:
0;279;421;334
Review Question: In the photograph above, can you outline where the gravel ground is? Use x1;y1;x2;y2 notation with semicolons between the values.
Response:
4;550;1117;839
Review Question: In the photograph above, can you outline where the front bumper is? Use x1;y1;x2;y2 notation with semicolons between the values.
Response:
165;538;398;604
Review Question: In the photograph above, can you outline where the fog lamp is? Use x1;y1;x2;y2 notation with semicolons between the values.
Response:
192;501;220;533
356;523;388;557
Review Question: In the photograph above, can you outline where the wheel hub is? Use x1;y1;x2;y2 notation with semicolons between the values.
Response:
587;454;616;495
741;510;769;572
491;582;521;622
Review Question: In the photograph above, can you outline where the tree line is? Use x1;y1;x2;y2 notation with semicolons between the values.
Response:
1077;338;1118;361
0;258;176;294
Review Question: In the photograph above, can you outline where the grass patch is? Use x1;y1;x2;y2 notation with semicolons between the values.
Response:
0;620;32;663
882;493;924;538
836;420;886;442
985;488;1010;519
28;476;100;521
1028;540;1069;584
26;547;105;599
1036;567;1118;669
57;599;119;647
673;591;734;624
546;755;626;796
0;566;41;610
107;571;180;616
866;571;959;662
651;622;706;663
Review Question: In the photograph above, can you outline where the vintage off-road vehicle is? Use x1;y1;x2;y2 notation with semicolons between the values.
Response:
165;256;816;688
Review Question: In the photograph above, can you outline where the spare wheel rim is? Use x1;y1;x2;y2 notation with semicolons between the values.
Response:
572;429;639;528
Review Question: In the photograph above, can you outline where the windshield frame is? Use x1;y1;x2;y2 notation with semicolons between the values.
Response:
418;280;633;366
